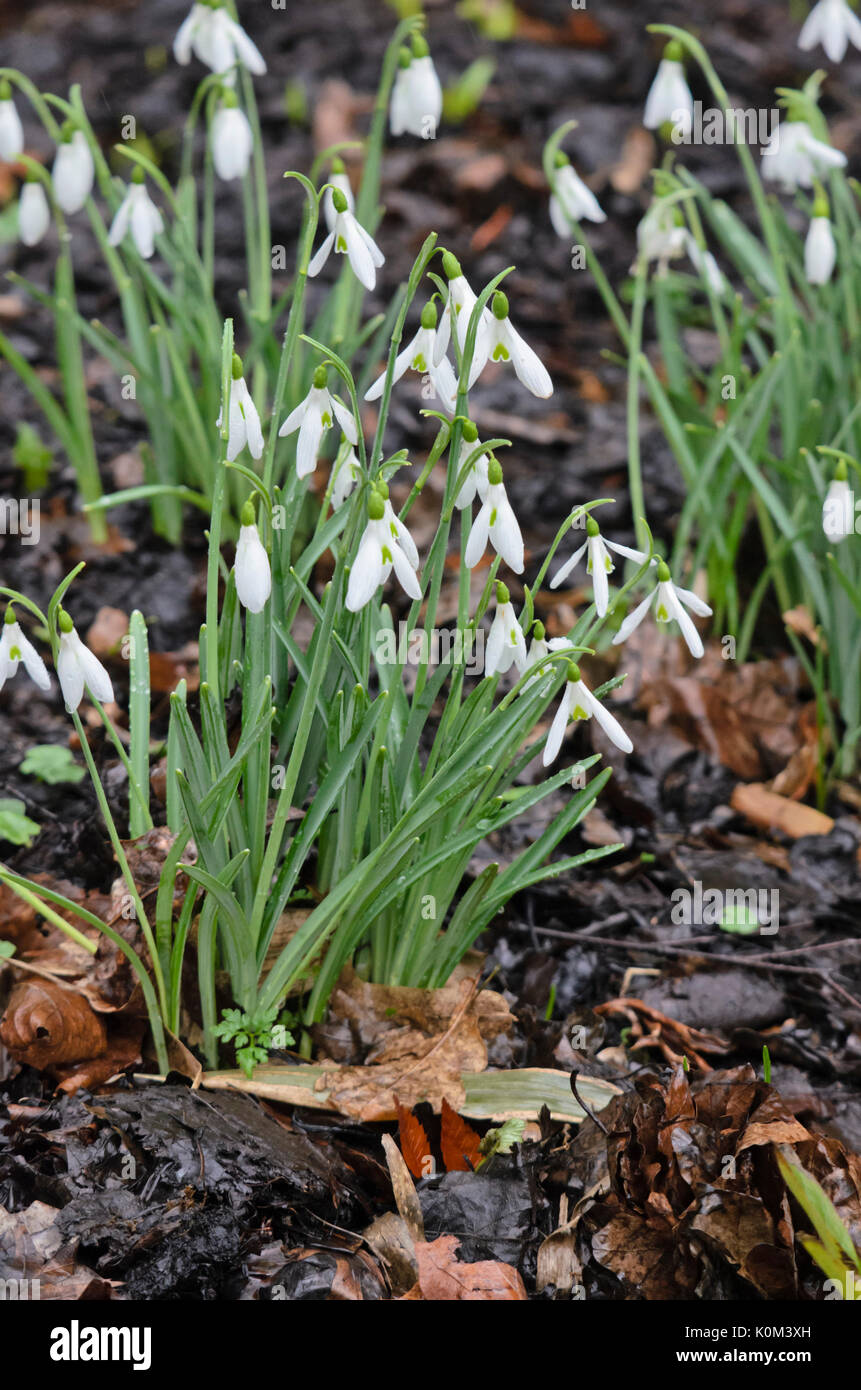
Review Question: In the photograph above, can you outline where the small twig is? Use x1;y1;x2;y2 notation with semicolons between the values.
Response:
570;1070;609;1134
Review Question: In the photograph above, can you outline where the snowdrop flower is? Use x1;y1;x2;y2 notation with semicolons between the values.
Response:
309;188;384;292
174;0;266;76
390;34;442;140
346;490;421;612
799;0;861;63
0;608;50;694
636;201;688;274
550;517;647;616
684;233;726;294
377;481;421;574
108;168;164;259
365;301;456;411
465;458;524;573
822;466;854;542
217;354;264;461
56;610;114;713
52;124;94;215
434;253;490;368
549;152;606;237
18;176;50;247
523;622;574;681
234;501;271;613
330;442;362;510
761;117;847;191
211;91;253;181
468;291;553;398
323;157;354;231
543;661;633;766
0;80;24;160
279;365;358;479
612;560;712;659
643;41;694;140
453;420;490;509
805;192;837;285
485;582;527;678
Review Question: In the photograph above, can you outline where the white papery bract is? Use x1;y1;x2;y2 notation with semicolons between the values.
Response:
108;177;164;259
453;423;490;509
279;368;358;479
309;188;384;291
550;157;606;237
52;128;94;215
469;291;553;398
234;515;271;613
643;47;694;139
218;362;264;461
465;460;524;573
612;561;712;659
211;99;253;181
56;615;114;713
346;493;421;612
805;213;837;285
174;1;266;75
390;38;442;140
822;475;854;542
798;0;861;62
543;662;633;766
0;90;24;160
761;118;847;191
365;302;456;412
0;613;50;694
550;519;644;617
485;584;527;677
18;180;50;247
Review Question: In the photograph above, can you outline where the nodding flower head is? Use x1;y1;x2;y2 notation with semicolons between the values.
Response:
0;606;50;695
56;609;115;713
234;500;271;613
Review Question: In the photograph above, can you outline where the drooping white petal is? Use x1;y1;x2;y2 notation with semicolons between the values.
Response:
500;319;553;398
331;395;359;445
543;684;573;766
578;681;633;754
342;212;378;289
799;0;861;62
612;588;656;645
130;186;164;259
822;477;854;541
211;105;253;181
108;191;134;248
464;505;490;569
173;3;205;64
661;582;705;658
550;540;588;589
805;215;836;284
58;628;114;711
279;396;309;438
550;163;606;235
365;331;418;401
643;59;693;137
16;630;51;691
487;485;524;573
225;14;267;74
52;131;94;214
346;529;386;612
296;402;325;478
56;640;84;713
587;535;610;617
19;181;50;246
0;99;24;161
390;541;422;600
234;523;271;612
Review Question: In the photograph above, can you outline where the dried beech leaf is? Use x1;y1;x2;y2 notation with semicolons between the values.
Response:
396;1098;433;1180
440;1097;482;1172
0;979;107;1068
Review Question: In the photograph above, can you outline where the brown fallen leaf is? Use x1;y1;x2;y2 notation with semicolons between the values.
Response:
86;607;129;658
730;783;834;839
440;1096;482;1172
596;996;729;1071
406;1234;527;1301
0;978;107;1069
397;1098;434;1181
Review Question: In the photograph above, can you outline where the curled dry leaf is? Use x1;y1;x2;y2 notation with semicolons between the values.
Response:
0;978;107;1069
405;1234;527;1301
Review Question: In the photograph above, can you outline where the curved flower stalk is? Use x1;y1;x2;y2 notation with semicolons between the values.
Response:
217;353;264;461
435;253;490;366
549;151;606;236
234;501;271;613
309;187;385;291
211;90;253;180
0;607;50;694
805;191;837;285
174;0;266;76
346;489;421;611
365;300;456;411
761;116;847;191
56;609;114;712
798;0;861;63
0;79;24;159
464;457;524;573
390;32;442;140
550;517;647;616
636;199;724;290
52;123;94;214
485;582;527;677
108;167;164;259
543;662;633;765
279;364;358;478
612;560;712;659
643;40;694;139
18;174;50;246
468;290;553;398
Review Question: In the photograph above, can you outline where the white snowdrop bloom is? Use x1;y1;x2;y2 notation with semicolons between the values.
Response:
346;491;421;612
644;43;694;139
234;504;271;613
799;0;861;62
0;82;24;160
468;291;553;398
523;623;574;682
684;233;726;294
543;661;633;766
390;35;443;140
174;1;266;75
217;356;264;462
465;458;524;573
108;170;164;259
365;301;457;412
805;200;837;285
550;518;646;617
636;201;688;275
323;159;354;232
309;188;384;291
761;118;847;191
330;443;362;510
56;612;114;713
52;126;94;215
0;609;50;694
453;421;490;509
822;473;854;541
612;560;712;659
485;582;527;678
18;178;50;247
211;94;253;181
279;366;359;479
549;154;606;236
434;253;490;368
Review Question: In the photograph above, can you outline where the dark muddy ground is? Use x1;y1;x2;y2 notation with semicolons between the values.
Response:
1;0;860;1301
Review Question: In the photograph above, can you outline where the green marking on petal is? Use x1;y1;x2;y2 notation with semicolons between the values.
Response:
336;235;347;253
9;646;21;662
571;703;589;721
491;344;510;362
322;412;332;428
382;546;393;564
656;603;669;622
490;508;497;526
412;353;427;371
